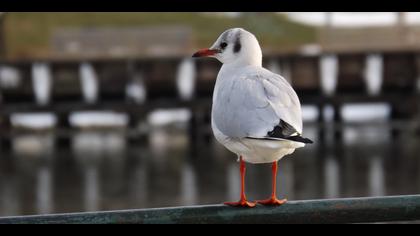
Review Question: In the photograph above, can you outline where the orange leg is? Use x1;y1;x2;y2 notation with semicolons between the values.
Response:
257;161;287;206
224;156;256;208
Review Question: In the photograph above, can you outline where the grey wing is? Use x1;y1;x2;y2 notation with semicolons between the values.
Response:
212;70;303;140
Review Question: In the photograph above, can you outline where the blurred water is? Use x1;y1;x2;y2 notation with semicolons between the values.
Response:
0;120;420;217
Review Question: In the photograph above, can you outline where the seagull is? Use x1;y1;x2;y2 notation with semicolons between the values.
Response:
192;28;313;208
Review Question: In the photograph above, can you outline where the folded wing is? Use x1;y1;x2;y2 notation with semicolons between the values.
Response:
212;67;311;144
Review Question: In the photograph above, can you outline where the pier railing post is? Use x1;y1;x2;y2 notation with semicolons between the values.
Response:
0;113;11;152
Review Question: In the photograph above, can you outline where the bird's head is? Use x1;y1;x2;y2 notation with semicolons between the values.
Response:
192;28;262;67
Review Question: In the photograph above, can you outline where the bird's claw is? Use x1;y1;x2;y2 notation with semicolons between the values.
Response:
224;199;256;208
256;198;287;206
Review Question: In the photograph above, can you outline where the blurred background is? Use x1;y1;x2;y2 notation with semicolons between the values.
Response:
0;12;420;217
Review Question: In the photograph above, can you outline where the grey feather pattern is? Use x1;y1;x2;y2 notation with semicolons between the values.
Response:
212;66;303;139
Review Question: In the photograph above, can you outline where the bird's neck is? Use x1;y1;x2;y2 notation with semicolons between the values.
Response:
223;55;262;70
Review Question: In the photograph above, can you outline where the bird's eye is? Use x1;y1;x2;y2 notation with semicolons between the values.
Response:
220;42;228;49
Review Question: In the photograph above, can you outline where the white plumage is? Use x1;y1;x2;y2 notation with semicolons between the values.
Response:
194;28;312;164
212;66;305;163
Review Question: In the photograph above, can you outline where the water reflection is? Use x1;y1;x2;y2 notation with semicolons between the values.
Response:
369;156;385;196
36;166;53;214
11;133;55;215
324;156;340;198
180;164;198;205
0;159;20;216
0;120;420;216
227;162;240;201
129;162;148;208
72;132;101;212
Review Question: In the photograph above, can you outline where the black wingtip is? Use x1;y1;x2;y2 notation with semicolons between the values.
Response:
287;136;314;144
303;137;314;144
245;136;314;144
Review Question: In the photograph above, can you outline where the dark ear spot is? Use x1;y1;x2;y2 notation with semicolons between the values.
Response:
233;38;241;53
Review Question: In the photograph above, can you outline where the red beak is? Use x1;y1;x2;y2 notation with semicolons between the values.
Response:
192;48;219;57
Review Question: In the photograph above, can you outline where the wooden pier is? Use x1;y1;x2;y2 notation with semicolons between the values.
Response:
1;50;420;135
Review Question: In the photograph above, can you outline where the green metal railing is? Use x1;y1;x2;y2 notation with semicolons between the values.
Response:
1;195;420;224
